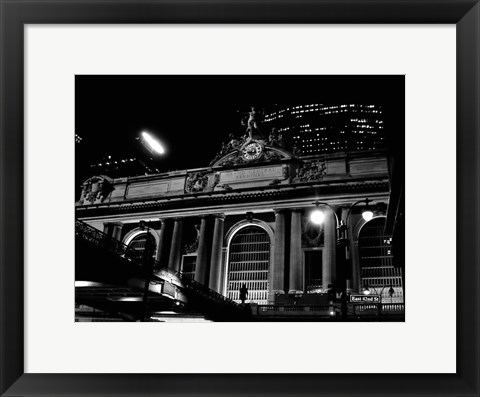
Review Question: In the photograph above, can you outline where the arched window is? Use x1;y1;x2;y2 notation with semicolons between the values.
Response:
127;232;157;263
226;226;271;304
358;217;403;303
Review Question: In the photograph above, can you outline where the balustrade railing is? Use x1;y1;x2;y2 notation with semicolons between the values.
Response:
353;302;405;314
256;303;404;318
257;305;331;313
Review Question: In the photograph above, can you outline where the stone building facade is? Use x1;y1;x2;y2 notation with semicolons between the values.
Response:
76;140;403;309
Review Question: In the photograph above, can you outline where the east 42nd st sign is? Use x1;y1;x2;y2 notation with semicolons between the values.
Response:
349;294;381;303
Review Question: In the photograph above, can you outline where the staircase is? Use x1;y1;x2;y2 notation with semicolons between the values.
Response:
181;278;249;321
75;219;250;321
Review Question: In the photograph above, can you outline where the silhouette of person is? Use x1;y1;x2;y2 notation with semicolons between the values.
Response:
239;283;248;304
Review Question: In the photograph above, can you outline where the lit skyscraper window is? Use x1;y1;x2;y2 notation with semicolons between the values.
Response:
263;104;384;156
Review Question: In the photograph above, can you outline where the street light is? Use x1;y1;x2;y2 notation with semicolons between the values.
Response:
310;201;340;226
310;208;325;225
361;199;374;221
311;198;374;228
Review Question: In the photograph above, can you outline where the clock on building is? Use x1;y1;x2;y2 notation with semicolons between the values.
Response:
241;141;263;161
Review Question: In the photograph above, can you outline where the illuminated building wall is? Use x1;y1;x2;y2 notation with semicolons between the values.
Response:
263;104;384;156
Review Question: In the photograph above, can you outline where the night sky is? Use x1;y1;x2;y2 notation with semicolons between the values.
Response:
75;75;404;183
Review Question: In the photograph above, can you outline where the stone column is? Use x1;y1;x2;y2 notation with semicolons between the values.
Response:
102;223;112;237
208;214;225;292
111;223;123;241
289;209;303;294
194;216;209;285
349;213;362;292
103;222;123;240
270;209;286;302
155;219;167;266
322;209;336;290
168;218;183;272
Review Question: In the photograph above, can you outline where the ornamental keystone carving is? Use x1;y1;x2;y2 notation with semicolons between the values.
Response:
185;172;208;193
295;160;327;182
78;175;114;204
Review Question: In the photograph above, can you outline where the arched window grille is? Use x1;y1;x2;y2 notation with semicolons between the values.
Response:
226;226;271;304
127;232;157;263
358;217;403;303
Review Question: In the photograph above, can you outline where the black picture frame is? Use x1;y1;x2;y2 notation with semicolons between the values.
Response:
1;1;478;396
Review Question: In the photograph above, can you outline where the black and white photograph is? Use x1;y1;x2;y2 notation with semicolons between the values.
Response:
75;75;405;322
3;1;479;394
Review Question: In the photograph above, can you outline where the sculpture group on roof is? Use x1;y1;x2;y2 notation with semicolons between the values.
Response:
241;106;264;141
268;127;285;148
209;105;293;166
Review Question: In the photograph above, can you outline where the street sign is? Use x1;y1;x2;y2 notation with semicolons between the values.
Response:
349;294;380;303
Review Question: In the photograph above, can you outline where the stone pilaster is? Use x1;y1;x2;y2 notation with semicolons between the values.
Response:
194;216;209;285
168;218;183;272
208;214;225;292
289;209;303;294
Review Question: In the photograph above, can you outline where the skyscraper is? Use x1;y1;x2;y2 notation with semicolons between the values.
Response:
263;103;385;156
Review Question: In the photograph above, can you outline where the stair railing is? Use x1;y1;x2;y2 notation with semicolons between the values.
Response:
75;219;241;311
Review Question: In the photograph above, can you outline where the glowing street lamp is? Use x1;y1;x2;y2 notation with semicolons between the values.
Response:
140;131;165;155
310;208;325;225
361;199;374;221
362;209;374;222
310;200;339;226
